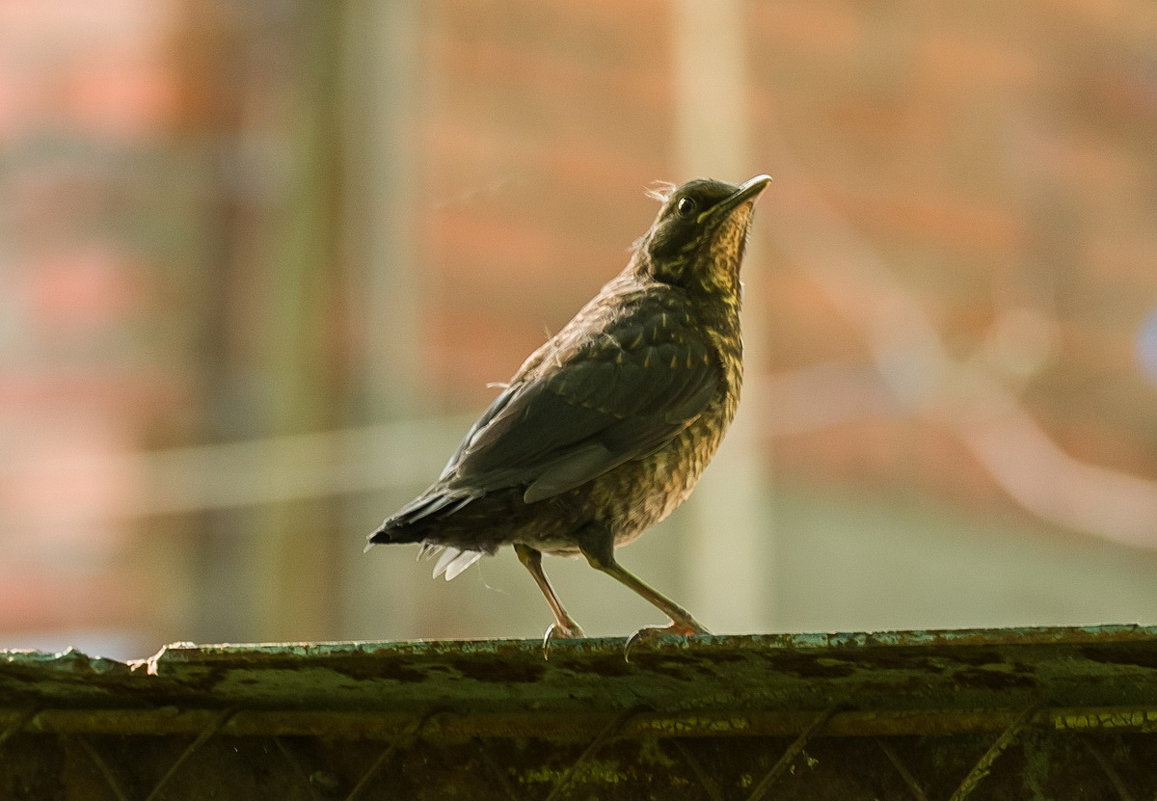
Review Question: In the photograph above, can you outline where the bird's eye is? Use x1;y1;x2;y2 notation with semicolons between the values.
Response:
675;196;696;217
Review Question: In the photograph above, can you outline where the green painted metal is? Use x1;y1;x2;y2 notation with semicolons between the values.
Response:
4;625;1157;737
3;625;1157;799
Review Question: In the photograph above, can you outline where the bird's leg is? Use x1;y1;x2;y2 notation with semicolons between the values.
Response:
574;522;709;656
514;544;585;653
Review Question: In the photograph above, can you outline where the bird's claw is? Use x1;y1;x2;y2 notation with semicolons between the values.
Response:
624;620;710;662
540;621;585;660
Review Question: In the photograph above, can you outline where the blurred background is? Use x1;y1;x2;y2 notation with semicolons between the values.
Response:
1;0;1155;660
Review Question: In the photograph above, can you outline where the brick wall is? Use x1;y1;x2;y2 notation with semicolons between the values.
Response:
0;0;187;648
743;1;1157;512
415;0;676;398
0;0;256;651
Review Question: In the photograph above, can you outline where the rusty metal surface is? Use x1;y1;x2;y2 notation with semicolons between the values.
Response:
3;625;1157;799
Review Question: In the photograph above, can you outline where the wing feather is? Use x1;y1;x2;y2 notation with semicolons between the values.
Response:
442;305;721;502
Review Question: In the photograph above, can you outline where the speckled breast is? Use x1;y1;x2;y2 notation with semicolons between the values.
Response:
595;387;739;548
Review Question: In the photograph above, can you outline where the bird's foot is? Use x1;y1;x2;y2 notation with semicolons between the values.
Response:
624;620;710;662
540;621;585;660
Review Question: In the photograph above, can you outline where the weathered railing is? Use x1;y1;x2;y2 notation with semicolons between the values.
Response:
4;625;1157;799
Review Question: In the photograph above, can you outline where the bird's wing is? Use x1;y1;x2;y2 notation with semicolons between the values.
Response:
443;311;722;504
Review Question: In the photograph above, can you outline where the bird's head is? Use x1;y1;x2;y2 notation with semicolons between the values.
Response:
635;174;771;298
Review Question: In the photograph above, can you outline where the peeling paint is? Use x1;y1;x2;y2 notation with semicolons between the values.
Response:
3;625;1157;741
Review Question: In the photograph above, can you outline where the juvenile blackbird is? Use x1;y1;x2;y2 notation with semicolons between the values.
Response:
368;174;771;649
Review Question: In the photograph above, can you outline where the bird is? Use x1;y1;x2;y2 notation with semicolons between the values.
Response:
368;174;771;651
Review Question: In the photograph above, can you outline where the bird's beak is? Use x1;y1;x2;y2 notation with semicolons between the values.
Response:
698;174;772;223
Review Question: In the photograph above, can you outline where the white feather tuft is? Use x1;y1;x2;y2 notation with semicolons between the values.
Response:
417;542;442;561
432;547;484;580
644;181;676;203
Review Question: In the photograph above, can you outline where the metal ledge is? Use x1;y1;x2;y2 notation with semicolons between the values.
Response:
4;625;1157;737
3;625;1157;799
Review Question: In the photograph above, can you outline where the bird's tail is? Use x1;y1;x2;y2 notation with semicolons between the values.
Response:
365;523;484;581
365;519;419;548
365;488;476;546
364;488;485;580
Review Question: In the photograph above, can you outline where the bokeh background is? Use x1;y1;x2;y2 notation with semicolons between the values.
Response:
2;0;1155;660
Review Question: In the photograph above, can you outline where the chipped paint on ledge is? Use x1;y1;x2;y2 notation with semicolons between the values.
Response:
3;624;1157;739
